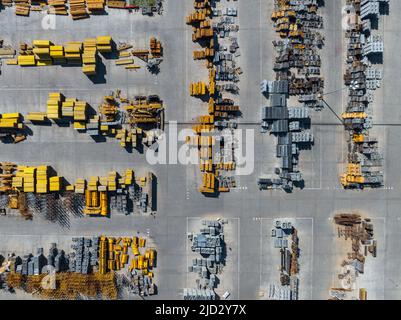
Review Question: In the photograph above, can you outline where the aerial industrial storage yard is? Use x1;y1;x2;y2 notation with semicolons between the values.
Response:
0;0;399;302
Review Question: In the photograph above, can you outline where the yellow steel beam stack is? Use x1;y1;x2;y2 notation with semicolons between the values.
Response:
26;112;47;122
107;172;117;191
69;0;89;20
86;0;105;13
189;81;207;96
33;40;53;66
61;98;76;117
73;101;87;130
99;236;107;274
50;45;65;64
74;178;86;194
36;165;48;194
15;0;30;16
22;166;35;193
64;42;82;65
107;0;126;8
46;92;63;120
96;36;112;53
199;172;216;194
17;54;36;66
0;113;23;129
82;38;97;75
47;0;68;15
49;176;61;192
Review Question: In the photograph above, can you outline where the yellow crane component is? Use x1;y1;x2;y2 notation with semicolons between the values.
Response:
199;172;216;194
341;112;367;119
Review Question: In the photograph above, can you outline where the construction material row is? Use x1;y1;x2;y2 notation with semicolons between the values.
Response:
0;234;157;299
0;90;164;150
0;0;163;18
259;0;324;192
329;213;376;300
340;0;388;189
268;220;299;300
184;219;227;300
0;162;155;218
186;0;241;195
4;36;163;76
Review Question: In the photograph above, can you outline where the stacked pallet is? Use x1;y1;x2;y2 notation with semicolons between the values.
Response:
82;38;97;75
69;0;88;20
15;0;31;16
96;36;112;53
48;0;68;15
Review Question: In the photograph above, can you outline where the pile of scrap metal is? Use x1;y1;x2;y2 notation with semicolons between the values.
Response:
184;219;227;300
268;220;299;300
340;0;389;189
129;37;163;72
0;38;16;75
186;0;241;195
329;213;376;300
259;0;324;192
